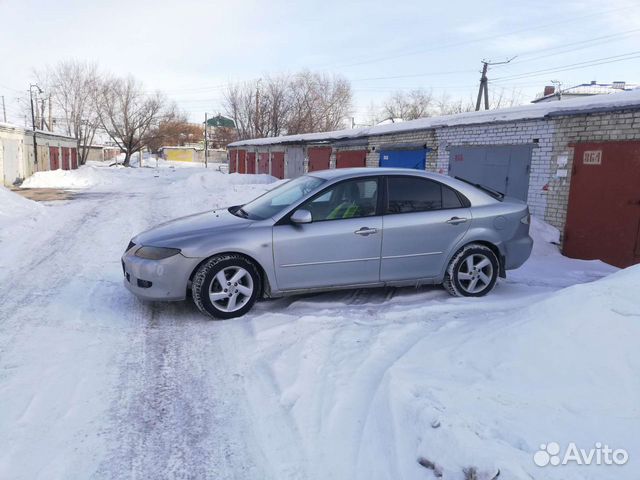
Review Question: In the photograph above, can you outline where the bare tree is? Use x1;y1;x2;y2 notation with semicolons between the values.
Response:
35;60;100;165
95;76;164;167
222;71;352;139
381;89;434;121
287;71;352;134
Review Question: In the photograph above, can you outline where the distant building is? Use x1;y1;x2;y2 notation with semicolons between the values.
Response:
0;122;79;186
532;81;638;103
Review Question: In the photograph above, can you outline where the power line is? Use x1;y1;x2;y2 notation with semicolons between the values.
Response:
492;51;640;82
317;5;630;70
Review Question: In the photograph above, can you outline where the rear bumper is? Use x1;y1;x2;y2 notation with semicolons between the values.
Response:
503;234;534;270
121;251;201;301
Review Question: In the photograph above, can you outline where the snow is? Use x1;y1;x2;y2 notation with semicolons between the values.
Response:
0;162;637;480
229;88;640;147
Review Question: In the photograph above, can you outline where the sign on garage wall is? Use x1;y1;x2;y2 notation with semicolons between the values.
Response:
583;150;602;165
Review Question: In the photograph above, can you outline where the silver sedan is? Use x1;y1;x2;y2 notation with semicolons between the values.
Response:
122;168;533;319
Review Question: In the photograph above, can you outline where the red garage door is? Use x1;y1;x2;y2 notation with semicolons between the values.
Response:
228;149;237;173
71;148;78;169
336;149;367;168
258;152;269;173
238;150;246;174
61;147;70;170
271;152;285;179
49;147;60;170
564;141;640;268
308;147;331;172
246;152;256;174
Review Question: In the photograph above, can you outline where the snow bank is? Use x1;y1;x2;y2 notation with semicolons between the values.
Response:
20;165;119;189
184;171;277;191
235;264;639;480
0;185;43;224
510;216;617;288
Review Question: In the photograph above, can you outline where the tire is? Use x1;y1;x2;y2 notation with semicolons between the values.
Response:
192;254;261;319
443;244;499;297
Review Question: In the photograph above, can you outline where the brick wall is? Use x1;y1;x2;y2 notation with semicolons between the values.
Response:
544;109;640;235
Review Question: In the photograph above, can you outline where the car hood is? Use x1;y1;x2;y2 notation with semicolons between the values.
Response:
133;208;252;247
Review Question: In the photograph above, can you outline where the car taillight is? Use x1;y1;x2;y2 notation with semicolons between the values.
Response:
520;213;530;225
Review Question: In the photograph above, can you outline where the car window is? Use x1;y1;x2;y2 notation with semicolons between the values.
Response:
239;175;325;220
299;178;379;221
386;176;463;214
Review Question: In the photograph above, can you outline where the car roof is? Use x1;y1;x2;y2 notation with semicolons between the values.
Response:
307;167;499;206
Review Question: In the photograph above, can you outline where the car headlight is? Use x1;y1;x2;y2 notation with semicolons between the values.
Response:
134;246;181;260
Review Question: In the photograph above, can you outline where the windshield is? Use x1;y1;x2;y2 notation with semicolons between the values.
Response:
233;175;326;220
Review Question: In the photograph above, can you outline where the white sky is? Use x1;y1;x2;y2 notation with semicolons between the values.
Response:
1;0;639;126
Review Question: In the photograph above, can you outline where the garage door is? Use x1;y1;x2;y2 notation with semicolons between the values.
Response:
49;147;60;170
62;147;70;170
448;145;532;201
271;152;285;179
379;148;428;170
258;152;269;173
246;152;256;174
228;149;236;173
237;150;246;174
336;149;366;168
564;141;640;268
308;147;331;172
285;146;304;178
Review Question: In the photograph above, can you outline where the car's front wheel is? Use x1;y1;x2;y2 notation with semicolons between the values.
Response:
444;244;499;297
192;254;261;319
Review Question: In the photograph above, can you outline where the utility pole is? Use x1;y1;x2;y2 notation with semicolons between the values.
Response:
1;96;6;122
29;84;43;165
475;57;515;111
204;112;209;168
48;95;52;131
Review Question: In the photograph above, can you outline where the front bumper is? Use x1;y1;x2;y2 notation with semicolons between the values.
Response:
121;249;201;301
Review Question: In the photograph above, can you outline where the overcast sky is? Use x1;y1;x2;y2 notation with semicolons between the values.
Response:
1;0;639;126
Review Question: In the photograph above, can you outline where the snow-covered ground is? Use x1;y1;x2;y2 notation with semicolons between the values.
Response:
0;162;636;480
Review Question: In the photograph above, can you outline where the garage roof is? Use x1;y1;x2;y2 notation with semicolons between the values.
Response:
228;88;640;148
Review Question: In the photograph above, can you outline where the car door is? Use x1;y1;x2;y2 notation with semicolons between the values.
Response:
273;177;382;290
380;175;472;282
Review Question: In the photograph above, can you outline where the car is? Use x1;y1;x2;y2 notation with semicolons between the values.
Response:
122;168;533;319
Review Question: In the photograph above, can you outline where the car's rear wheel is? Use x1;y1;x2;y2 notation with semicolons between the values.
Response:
192;254;261;319
444;244;499;297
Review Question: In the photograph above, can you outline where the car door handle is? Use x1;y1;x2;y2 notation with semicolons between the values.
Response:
446;216;468;225
354;227;378;236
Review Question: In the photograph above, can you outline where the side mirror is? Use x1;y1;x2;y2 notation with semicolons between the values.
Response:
290;209;312;224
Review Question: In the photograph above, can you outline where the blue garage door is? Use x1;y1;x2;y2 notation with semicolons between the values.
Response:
379;148;428;170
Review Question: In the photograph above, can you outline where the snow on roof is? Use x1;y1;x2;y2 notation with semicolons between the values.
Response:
532;82;639;103
0;121;77;141
229;88;640;147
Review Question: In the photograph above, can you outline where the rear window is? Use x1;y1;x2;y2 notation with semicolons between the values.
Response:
386;177;464;213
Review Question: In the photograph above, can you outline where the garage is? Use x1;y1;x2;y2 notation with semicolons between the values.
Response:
307;146;331;172
258;152;269;174
335;149;366;168
271;152;285;179
71;148;78;169
285;146;304;178
448;144;532;201
378;145;428;170
564;141;640;268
